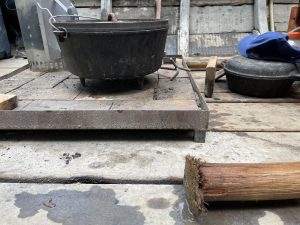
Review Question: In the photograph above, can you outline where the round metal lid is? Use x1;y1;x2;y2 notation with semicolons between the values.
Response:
224;56;298;79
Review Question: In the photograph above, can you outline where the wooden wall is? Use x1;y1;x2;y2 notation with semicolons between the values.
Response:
72;0;297;56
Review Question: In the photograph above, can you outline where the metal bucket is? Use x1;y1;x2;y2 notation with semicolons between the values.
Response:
14;0;77;71
52;18;169;80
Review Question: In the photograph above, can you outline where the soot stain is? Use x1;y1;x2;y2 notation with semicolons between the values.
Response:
59;152;81;165
14;186;145;225
147;198;170;209
235;132;249;137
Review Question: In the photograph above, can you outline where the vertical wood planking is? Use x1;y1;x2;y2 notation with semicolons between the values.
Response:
100;0;112;20
254;0;269;33
204;56;218;98
178;0;190;56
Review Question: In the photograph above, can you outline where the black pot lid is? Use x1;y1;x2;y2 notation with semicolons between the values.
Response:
224;56;299;80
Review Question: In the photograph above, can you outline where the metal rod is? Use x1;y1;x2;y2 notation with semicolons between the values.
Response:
54;0;68;13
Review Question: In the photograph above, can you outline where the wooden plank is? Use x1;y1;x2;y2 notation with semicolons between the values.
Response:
154;78;195;100
178;0;190;56
100;0;112;20
165;35;177;55
0;78;35;94
73;0;253;7
190;5;253;34
274;4;295;32
273;0;298;3
254;0;269;33
19;71;70;89
11;86;80;100
209;103;300;131
0;99;208;130
204;56;218;98
189;33;250;56
204;92;300;103
77;7;179;35
155;0;162;19
0;94;17;110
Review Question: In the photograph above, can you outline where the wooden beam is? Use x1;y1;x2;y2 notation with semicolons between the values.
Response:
155;0;162;19
100;0;112;20
254;0;269;33
178;0;190;57
184;156;300;216
0;94;18;110
204;56;218;98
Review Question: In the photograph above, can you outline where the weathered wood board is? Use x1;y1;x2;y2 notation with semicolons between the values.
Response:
274;4;295;32
189;33;250;56
73;0;255;7
0;94;17;110
77;7;179;34
209;103;300;131
0;58;29;80
190;5;254;34
0;69;209;141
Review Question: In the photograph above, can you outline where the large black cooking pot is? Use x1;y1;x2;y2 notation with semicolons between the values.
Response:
223;56;300;98
52;19;168;80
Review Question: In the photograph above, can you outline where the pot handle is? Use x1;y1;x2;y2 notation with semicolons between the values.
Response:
289;71;300;81
49;15;101;40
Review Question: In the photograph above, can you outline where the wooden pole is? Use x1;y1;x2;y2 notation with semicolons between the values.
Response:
178;0;190;57
254;0;269;33
204;56;218;98
155;0;162;19
100;0;112;20
184;156;300;216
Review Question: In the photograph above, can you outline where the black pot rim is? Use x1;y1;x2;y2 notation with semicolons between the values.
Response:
52;19;169;33
224;67;297;81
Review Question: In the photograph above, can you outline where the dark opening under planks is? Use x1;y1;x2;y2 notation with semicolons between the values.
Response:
209;103;300;132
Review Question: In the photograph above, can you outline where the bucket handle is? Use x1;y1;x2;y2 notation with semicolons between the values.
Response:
49;15;100;40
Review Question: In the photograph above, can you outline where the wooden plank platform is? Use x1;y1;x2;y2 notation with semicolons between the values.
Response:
0;69;209;142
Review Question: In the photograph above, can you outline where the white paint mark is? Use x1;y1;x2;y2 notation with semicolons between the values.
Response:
258;211;284;225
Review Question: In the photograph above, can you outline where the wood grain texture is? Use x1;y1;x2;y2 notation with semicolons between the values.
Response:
208;103;300;131
73;0;254;7
178;0;190;56
204;56;218;98
190;5;253;34
184;156;300;215
0;94;18;110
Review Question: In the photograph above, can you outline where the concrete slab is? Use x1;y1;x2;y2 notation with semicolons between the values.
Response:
0;132;299;183
0;183;299;225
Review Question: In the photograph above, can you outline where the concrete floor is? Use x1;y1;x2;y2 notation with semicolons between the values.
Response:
0;183;299;225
